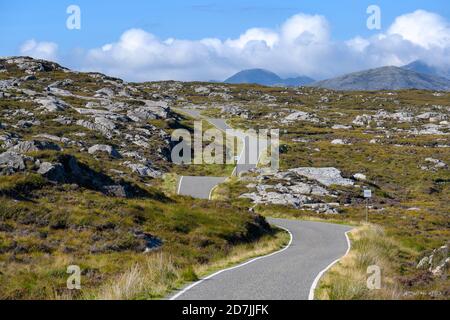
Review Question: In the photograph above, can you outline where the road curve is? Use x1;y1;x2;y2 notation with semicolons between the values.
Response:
170;218;352;300
175;108;260;198
178;176;227;199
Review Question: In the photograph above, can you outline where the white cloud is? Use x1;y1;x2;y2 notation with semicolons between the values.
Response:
82;13;335;81
20;40;58;61
388;10;450;49
225;28;279;49
280;13;329;45
20;10;450;81
346;36;370;52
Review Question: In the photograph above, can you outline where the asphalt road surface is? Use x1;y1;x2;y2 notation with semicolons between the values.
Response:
172;108;353;300
177;176;227;199
175;108;260;198
171;218;352;300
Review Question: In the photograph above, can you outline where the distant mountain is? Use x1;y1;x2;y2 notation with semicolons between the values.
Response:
402;60;450;80
282;76;316;87
310;66;450;91
224;69;314;87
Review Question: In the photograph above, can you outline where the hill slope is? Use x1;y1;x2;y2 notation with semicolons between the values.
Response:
402;60;450;80
311;66;450;91
0;56;275;299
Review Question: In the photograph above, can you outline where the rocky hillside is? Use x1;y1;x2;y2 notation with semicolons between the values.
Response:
311;66;450;91
0;57;275;299
0;57;179;191
0;56;448;300
191;83;449;299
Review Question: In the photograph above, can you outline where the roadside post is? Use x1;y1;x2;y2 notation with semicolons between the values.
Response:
363;189;372;222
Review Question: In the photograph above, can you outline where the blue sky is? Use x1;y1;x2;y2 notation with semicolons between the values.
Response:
1;1;450;81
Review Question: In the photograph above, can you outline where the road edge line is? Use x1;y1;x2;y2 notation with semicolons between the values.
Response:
177;176;184;195
169;225;294;300
307;230;352;300
208;184;219;200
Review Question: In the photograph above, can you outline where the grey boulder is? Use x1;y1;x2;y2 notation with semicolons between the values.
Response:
38;162;66;183
0;151;27;172
9;140;61;153
35;96;70;112
88;144;121;158
288;167;354;187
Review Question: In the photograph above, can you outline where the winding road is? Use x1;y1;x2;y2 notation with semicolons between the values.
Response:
171;218;352;300
176;108;261;199
172;108;353;300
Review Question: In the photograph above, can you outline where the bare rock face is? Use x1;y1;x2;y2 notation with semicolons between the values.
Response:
332;124;351;130
282;111;319;124
76;120;113;138
9;140;61;153
421;158;448;171
5;57;66;73
125;162;162;178
417;245;449;277
34;155;148;198
94;117;117;130
353;173;367;181
34;134;71;144
0;133;20;149
88;144;121;158
101;185;129;198
35;96;70;112
221;105;246;117
37;162;66;183
0;151;27;173
194;86;210;95
240;189;339;214
127;101;170;122
288;167;354;187
95;87;115;98
331;139;351;145
239;168;349;214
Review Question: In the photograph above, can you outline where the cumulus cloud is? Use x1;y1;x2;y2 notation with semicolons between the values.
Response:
82;13;338;81
20;10;450;81
280;13;329;45
225;28;279;49
388;10;450;49
20;40;58;61
347;10;450;70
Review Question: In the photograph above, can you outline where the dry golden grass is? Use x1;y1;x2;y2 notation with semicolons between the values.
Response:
93;253;178;300
316;224;410;300
80;228;289;300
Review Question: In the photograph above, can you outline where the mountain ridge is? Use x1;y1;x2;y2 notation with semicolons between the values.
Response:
402;60;450;80
310;66;450;91
224;68;315;87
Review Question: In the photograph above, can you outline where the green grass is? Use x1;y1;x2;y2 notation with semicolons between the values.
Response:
315;224;429;300
0;185;277;299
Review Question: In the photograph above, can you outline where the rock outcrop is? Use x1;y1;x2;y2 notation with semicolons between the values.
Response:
240;167;354;214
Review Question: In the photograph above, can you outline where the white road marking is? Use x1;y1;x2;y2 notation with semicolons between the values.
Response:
177;176;184;195
175;109;353;301
307;230;352;300
170;225;294;300
208;184;220;200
